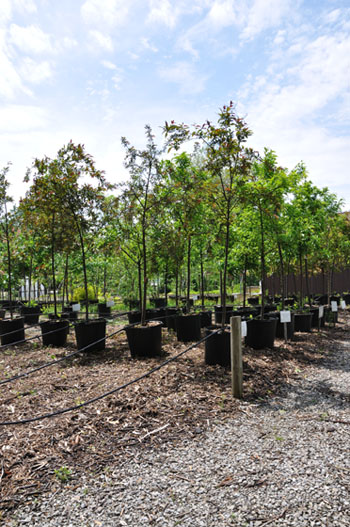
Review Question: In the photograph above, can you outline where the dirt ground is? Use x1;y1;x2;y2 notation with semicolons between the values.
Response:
0;312;348;518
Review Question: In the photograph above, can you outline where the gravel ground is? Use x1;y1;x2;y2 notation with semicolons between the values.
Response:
5;336;350;527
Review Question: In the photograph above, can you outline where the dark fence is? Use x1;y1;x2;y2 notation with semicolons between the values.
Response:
265;268;350;297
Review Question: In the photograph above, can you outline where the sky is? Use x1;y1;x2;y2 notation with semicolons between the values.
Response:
1;0;350;207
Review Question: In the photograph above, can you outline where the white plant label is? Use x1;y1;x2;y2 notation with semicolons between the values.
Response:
106;300;114;307
280;310;291;323
341;300;346;309
318;306;324;318
192;295;198;301
331;301;338;312
72;303;80;311
241;321;247;338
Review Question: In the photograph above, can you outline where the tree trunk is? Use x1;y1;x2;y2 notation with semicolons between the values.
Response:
200;249;205;308
175;267;179;307
243;256;247;308
186;235;191;313
305;256;311;305
259;205;266;320
4;204;13;319
299;248;303;309
277;242;285;309
137;258;142;310
51;214;58;318
164;259;168;305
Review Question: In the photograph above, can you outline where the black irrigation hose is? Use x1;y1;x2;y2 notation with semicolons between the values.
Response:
0;314;169;385
0;329;220;426
0;325;128;386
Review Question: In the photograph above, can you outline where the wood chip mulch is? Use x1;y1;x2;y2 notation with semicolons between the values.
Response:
0;313;348;518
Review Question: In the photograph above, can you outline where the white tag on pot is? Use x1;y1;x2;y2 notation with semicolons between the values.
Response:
280;310;291;323
241;321;247;338
106;300;114;307
341;300;346;309
192;295;198;301
318;306;324;318
72;303;80;311
331;301;338;312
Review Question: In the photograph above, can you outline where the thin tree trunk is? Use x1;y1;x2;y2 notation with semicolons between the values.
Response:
222;201;231;328
137;259;142;311
305;256;311;305
175;267;179;307
164;259;168;305
299;248;303;309
186;235;191;313
243;256;247;308
277;242;285;310
258;205;266;319
28;253;33;304
141;222;147;326
200;249;205;308
51;214;58;318
4;204;13;319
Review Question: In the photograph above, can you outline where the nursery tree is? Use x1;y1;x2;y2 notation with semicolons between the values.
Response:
26;142;111;321
120;125;165;326
0;164;15;318
165;102;256;327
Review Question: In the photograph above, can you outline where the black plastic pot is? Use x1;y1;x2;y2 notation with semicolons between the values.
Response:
246;318;277;349
309;307;320;328
199;310;212;328
75;318;106;352
330;295;341;305
0;309;5;319
214;305;234;324
294;313;313;332
40;319;69;347
151;298;167;308
267;312;295;340
165;307;179;330
21;306;41;325
125;322;162;358
61;311;78;321
247;297;259;306
175;314;201;342
128;311;141;324
204;325;231;367
284;298;296;307
98;303;111;317
0;317;25;346
128;299;140;310
342;293;350;305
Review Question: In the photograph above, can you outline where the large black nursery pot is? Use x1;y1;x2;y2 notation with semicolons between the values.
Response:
151;298;167;308
61;310;78;321
266;312;295;340
40;319;69;347
21;306;41;325
246;318;277;350
294;312;313;332
309;307;320;328
175;313;201;343
199;310;212;328
0;309;5;319
204;325;231;367
0;317;25;346
330;295;341;305
214;305;234;324
75;318;106;352
125;321;163;358
247;296;259;306
342;293;350;305
98;303;111;317
127;311;141;324
165;307;179;330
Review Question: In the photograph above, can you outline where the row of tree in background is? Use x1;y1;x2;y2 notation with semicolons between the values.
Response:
1;103;349;325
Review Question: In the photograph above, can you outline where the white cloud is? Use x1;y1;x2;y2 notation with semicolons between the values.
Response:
147;0;177;28
0;1;12;25
102;59;117;70
241;0;296;40
159;61;207;94
13;0;37;15
88;30;114;52
81;0;130;29
0;28;31;98
9;24;53;54
140;37;158;53
19;57;53;84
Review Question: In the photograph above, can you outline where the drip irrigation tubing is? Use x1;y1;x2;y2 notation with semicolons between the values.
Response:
0;314;170;385
0;329;220;426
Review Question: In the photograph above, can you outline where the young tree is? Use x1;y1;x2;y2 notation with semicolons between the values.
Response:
165;102;256;327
